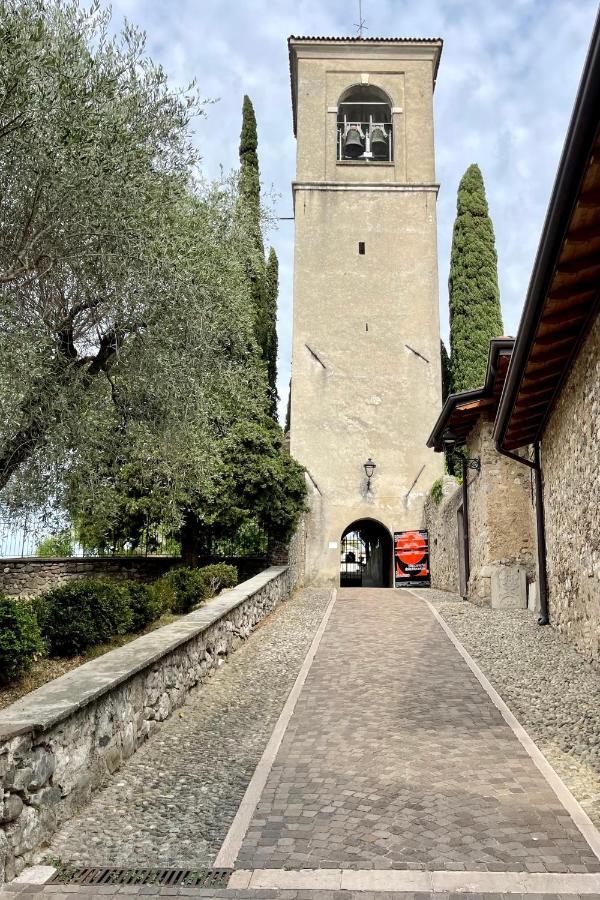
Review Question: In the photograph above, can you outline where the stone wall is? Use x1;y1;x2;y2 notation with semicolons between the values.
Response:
424;418;537;606
0;557;180;598
466;416;537;606
0;556;268;599
541;311;600;663
286;515;307;587
423;476;461;593
0;567;295;881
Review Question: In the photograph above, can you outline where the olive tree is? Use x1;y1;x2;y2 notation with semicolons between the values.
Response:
0;0;200;492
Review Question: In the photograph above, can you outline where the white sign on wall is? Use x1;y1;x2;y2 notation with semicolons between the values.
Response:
328;541;338;549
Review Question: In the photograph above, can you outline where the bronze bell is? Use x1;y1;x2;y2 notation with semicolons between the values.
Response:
343;126;364;158
370;126;388;159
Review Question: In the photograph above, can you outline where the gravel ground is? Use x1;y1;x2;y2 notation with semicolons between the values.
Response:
44;586;331;870
428;588;600;829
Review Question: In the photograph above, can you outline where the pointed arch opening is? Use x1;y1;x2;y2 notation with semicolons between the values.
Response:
340;518;393;588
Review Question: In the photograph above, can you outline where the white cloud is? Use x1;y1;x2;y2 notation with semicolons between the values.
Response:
108;0;598;418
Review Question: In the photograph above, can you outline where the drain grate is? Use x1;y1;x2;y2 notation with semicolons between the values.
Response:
49;866;232;887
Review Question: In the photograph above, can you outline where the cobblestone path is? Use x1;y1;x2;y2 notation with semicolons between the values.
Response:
45;587;332;868
9;586;600;899
231;589;600;874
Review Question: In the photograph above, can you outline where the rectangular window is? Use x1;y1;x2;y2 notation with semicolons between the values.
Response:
359;242;365;255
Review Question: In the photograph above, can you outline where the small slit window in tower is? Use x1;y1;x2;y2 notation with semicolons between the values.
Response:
359;242;365;255
337;85;393;163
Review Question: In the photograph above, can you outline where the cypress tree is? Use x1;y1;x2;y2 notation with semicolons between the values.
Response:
239;94;267;358
263;247;279;419
440;339;452;402
285;380;291;434
448;164;503;392
239;94;264;258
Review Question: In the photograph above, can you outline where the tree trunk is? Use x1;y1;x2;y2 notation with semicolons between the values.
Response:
180;511;201;568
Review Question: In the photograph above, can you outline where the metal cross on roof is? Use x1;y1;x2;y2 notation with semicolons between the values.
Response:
354;0;368;38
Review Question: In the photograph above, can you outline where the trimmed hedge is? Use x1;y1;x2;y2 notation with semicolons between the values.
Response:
199;563;237;596
127;582;163;631
153;564;239;615
4;562;240;679
164;567;208;614
35;579;133;656
0;593;44;683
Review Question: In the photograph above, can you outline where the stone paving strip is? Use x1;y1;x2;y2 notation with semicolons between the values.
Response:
230;588;600;873
428;590;600;830
6;888;600;900
44;587;332;869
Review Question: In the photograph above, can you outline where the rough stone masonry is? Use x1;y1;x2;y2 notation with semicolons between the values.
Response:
0;567;294;882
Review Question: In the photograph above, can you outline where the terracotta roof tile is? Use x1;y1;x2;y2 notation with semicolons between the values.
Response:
288;35;442;42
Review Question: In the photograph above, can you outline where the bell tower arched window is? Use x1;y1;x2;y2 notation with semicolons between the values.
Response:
337;85;393;162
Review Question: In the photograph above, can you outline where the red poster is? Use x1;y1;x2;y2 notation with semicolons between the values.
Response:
394;530;430;588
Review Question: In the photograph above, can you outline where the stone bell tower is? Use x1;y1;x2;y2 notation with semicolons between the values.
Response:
288;36;444;584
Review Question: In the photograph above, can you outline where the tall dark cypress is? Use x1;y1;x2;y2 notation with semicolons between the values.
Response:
263;247;279;419
239;95;266;365
285;380;291;434
239;95;264;258
448;164;503;392
440;339;452;402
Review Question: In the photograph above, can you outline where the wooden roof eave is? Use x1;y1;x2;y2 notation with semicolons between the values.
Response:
494;10;600;454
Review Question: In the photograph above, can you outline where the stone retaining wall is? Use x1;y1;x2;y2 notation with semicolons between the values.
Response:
0;556;268;598
0;557;180;598
0;566;293;882
542;311;600;663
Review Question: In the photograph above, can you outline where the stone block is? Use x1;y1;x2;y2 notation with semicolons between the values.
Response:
491;564;527;609
101;742;122;776
9;767;33;793
27;785;61;811
527;580;540;613
6;805;41;856
29;748;55;791
1;794;23;824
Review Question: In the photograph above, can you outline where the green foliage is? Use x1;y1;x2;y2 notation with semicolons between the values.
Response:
440;340;452;402
198;563;237;596
36;529;73;558
149;576;177;615
0;0;203;499
165;567;208;614
284;380;291;434
430;477;444;505
0;594;44;684
239;94;263;257
0;11;304;570
125;582;163;631
238;94;280;422
35;579;133;656
189;416;306;550
213;519;268;557
262;248;279;419
448;164;504;392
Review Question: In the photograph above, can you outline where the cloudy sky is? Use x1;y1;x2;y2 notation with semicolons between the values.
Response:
109;0;598;420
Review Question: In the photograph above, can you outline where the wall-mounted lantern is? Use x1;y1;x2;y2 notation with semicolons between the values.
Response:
363;457;376;491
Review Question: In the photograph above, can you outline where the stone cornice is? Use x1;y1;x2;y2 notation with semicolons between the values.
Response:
292;181;440;194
